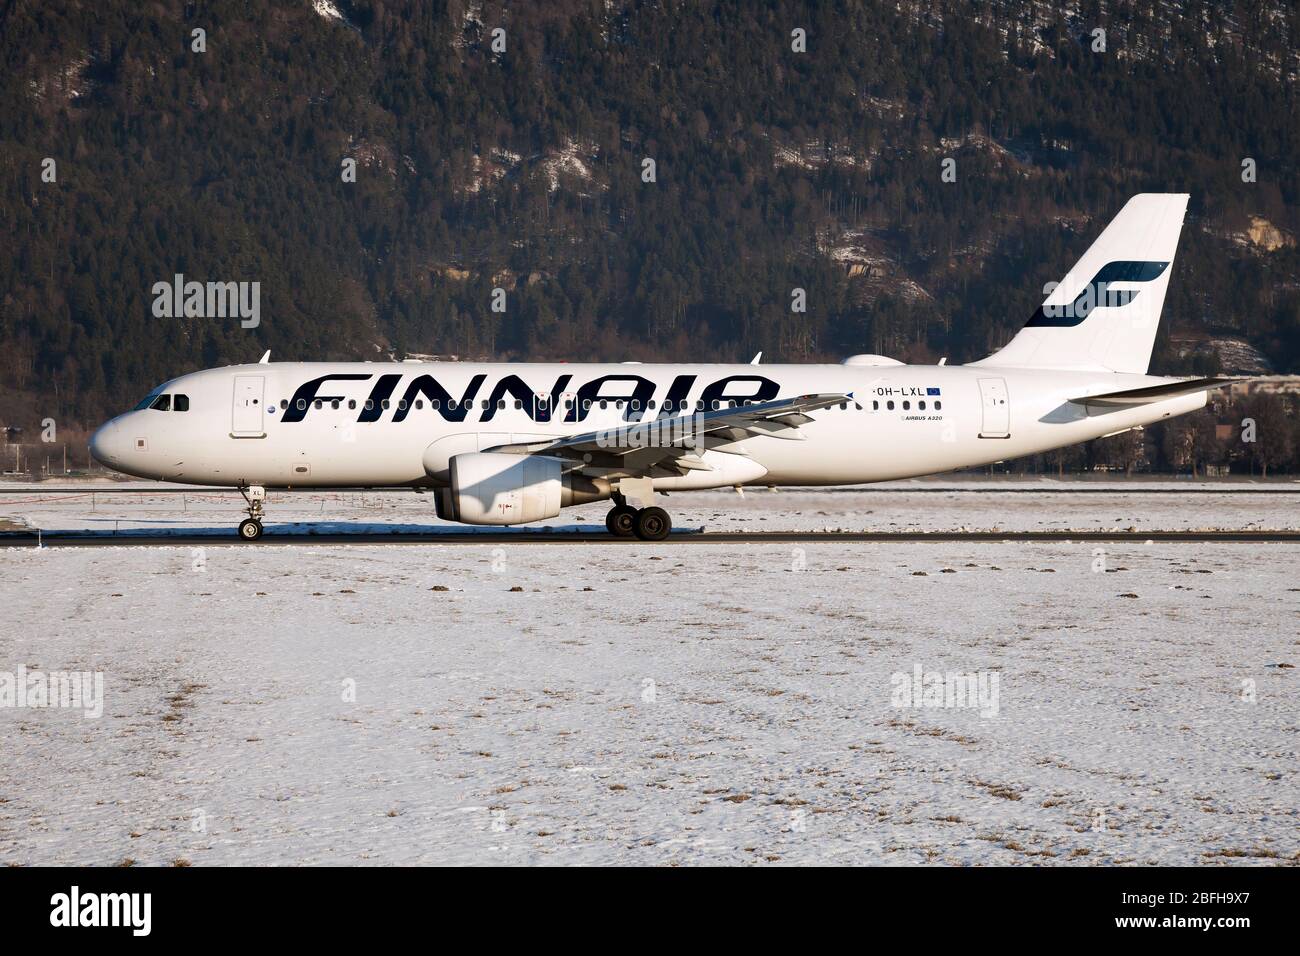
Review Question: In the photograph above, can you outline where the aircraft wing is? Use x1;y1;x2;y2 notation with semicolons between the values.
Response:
1070;377;1234;408
486;392;851;476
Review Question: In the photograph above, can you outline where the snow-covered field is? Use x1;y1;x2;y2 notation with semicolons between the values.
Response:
0;487;1296;865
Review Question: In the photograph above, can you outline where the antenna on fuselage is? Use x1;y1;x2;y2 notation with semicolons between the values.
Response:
258;350;271;364
750;351;762;365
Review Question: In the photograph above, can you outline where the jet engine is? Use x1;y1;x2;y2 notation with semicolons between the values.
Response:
434;452;610;525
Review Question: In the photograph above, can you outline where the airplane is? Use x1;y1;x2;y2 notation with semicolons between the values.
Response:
90;193;1230;541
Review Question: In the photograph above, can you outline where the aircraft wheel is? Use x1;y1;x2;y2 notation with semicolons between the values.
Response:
606;505;638;537
634;506;671;541
238;518;264;541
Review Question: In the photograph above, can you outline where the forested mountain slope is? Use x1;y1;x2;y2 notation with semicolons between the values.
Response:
2;0;1297;426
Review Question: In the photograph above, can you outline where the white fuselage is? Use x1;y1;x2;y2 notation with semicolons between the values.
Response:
90;360;1206;490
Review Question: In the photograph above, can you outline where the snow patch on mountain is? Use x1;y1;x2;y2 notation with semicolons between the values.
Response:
770;137;873;174
541;141;601;194
312;0;345;22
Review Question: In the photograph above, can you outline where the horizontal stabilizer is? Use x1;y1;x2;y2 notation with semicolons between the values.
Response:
1071;377;1233;408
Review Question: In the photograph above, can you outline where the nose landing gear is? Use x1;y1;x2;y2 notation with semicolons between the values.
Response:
238;485;266;541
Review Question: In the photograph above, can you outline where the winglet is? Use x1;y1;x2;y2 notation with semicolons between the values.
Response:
258;350;271;364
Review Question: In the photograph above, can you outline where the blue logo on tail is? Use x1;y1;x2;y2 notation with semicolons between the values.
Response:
1026;260;1169;328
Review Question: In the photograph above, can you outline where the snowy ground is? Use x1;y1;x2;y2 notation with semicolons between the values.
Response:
0;488;1296;865
2;479;1299;536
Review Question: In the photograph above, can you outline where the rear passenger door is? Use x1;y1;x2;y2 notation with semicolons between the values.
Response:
977;377;1010;438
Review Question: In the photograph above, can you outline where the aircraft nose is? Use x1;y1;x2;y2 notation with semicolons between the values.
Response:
89;419;125;467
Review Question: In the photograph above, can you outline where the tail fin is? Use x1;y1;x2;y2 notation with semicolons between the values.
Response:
973;193;1189;374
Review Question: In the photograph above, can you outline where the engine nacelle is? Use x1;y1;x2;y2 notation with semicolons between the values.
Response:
435;452;611;525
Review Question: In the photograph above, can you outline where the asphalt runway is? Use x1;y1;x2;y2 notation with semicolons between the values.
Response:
2;529;1298;547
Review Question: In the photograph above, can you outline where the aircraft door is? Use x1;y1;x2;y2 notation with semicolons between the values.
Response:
978;377;1010;438
232;375;266;437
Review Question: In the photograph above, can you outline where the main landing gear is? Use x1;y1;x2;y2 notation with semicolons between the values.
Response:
605;498;672;541
237;484;266;541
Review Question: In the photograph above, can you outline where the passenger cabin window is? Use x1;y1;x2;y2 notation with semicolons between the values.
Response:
935;400;942;410
872;400;879;411
149;394;171;411
280;399;288;409
174;394;190;412
887;400;895;410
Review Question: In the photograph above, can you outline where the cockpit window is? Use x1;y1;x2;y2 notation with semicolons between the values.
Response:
174;394;190;412
149;394;172;412
133;390;163;411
